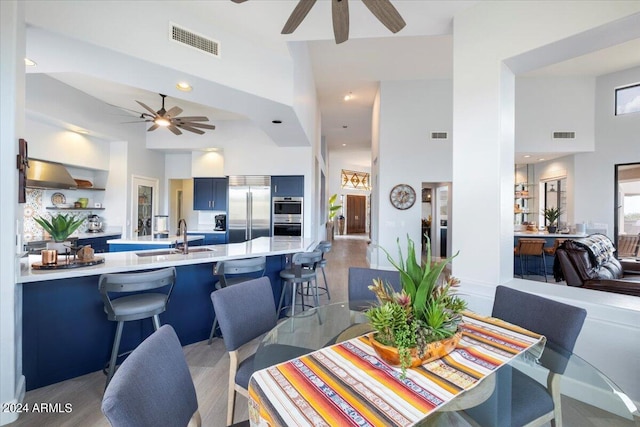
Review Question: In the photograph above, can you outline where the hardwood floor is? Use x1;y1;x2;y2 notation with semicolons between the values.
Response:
10;236;634;426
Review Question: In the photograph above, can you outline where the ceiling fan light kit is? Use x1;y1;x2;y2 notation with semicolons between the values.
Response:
128;93;215;136
233;0;406;44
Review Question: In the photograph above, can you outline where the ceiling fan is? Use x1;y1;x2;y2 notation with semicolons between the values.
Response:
129;94;215;135
231;0;406;44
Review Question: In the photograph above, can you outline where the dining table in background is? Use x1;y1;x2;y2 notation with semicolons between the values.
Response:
248;303;639;427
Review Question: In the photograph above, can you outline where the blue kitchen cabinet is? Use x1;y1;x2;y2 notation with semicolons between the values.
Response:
78;235;120;253
193;177;228;211
271;175;304;197
187;232;226;245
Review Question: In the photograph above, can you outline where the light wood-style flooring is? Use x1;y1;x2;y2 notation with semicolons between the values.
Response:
10;235;635;426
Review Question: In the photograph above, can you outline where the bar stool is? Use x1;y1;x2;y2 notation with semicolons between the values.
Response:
314;241;332;301
277;250;323;317
99;267;176;387
207;256;266;344
514;239;547;281
544;238;568;256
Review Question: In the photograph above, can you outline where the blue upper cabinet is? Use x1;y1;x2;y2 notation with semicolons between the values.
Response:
271;175;304;197
193;177;228;211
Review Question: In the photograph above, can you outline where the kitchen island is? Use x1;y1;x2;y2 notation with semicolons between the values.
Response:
18;236;315;390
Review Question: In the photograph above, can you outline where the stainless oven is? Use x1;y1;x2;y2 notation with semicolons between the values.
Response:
272;197;302;237
272;197;302;224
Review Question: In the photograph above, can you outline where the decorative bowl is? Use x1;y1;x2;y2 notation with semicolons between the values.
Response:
368;331;462;368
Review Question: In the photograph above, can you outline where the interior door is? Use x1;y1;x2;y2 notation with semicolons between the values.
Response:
346;195;366;234
131;176;158;238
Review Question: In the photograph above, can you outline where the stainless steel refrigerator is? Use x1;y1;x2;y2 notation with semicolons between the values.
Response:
228;176;271;243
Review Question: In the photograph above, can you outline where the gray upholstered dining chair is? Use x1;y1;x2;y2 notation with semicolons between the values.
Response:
101;324;201;427
208;256;266;344
465;285;587;427
211;276;277;426
347;267;401;311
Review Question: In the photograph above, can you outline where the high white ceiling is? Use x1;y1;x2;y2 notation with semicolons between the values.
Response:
26;0;640;161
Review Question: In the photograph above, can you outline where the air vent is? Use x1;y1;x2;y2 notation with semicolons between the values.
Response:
552;131;575;139
170;23;220;57
431;132;449;140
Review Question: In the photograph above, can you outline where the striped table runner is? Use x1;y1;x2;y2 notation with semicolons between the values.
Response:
248;311;546;427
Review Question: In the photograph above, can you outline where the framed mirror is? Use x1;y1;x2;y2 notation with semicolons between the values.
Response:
614;162;640;259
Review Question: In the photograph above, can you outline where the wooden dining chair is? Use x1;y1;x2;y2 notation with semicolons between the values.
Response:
101;325;201;427
465;285;587;427
211;276;277;426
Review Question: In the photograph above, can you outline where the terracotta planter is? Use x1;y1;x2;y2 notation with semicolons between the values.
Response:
368;331;462;368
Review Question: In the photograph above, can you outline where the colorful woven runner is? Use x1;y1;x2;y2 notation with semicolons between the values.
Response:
248;311;546;427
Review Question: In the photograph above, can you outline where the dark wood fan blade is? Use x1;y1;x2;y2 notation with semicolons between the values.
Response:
361;0;405;33
231;0;248;3
175;123;205;135
174;116;210;122
332;0;349;44
165;106;183;118
168;125;182;135
180;122;216;130
147;123;160;132
282;0;317;34
136;100;158;116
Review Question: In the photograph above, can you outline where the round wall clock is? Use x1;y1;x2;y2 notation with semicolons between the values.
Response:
390;184;416;210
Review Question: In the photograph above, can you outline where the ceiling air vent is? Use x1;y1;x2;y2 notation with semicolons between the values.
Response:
170;23;220;57
430;131;449;140
552;131;576;139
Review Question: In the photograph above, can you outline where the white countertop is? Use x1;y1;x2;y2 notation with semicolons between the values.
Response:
17;236;316;283
106;235;205;245
514;232;587;238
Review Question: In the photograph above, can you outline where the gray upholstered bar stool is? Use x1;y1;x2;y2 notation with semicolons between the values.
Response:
99;266;176;387
277;250;323;317
313;241;332;301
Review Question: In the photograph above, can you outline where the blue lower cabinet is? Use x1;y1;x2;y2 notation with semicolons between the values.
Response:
78;235;120;253
188;232;227;245
109;243;170;252
22;254;286;390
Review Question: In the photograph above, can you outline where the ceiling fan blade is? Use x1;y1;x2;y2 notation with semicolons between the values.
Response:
147;123;160;132
165;106;183;118
136;100;158;116
332;0;349;44
175;123;205;135
121;120;152;124
231;0;248;3
180;122;216;130
174;116;210;122
281;0;317;34
167;125;182;135
361;0;406;33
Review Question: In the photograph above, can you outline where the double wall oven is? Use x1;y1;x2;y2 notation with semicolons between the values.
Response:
272;197;303;237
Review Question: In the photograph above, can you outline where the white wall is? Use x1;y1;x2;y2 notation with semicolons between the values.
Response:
453;2;640;403
574;66;640;237
516;76;596;154
373;79;453;267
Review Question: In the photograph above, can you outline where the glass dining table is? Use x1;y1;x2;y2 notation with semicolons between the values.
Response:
252;303;639;426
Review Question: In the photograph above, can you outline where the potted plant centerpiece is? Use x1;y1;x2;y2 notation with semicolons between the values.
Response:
542;207;562;234
366;235;466;376
34;213;84;253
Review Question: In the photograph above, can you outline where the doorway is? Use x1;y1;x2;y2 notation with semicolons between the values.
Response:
346;195;367;234
131;176;158;237
422;182;452;259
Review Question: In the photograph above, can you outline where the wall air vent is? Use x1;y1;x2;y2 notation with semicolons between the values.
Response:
552;131;576;139
430;132;449;140
170;23;220;57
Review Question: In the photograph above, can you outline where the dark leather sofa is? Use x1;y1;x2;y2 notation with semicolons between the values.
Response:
554;240;640;297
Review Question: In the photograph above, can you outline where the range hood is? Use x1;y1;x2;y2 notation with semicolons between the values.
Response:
26;159;77;190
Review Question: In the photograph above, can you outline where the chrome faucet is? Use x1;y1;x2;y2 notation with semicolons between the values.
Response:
177;219;188;254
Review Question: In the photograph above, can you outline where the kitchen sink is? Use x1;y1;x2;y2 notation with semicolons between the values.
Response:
135;247;215;257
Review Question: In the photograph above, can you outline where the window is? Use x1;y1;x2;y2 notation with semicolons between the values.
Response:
615;83;640;115
341;169;370;190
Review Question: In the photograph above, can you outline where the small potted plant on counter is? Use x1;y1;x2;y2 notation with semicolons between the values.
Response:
366;235;466;377
34;213;84;252
542;207;563;234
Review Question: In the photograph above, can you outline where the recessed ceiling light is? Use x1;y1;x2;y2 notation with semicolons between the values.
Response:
272;120;282;124
523;155;531;158
343;92;353;101
24;58;36;67
342;143;347;147
176;82;192;92
538;158;545;161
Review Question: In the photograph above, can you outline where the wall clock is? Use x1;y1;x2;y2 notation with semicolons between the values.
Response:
390;184;416;210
